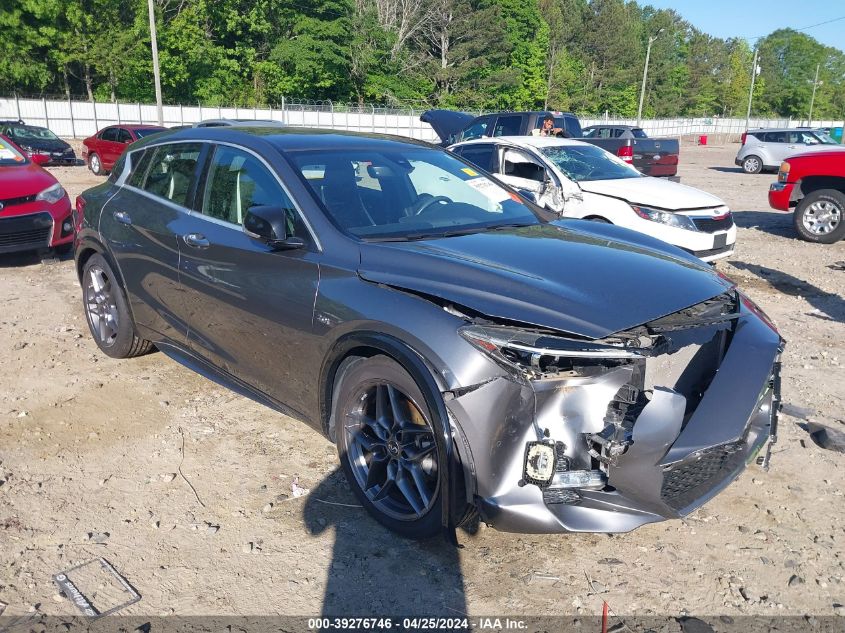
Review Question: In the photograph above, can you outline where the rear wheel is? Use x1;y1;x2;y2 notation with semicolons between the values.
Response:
88;152;103;176
793;189;845;244
334;355;442;539
82;253;153;358
742;155;763;174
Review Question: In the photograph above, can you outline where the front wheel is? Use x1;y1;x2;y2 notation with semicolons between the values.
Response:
793;189;845;244
82;253;153;358
334;355;443;539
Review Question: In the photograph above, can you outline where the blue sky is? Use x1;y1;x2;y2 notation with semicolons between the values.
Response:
642;1;845;52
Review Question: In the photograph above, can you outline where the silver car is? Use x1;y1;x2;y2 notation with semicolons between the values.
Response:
735;128;844;173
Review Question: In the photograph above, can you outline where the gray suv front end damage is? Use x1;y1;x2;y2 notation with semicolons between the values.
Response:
442;292;782;534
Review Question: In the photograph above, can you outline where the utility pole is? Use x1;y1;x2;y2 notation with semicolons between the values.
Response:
147;0;164;126
808;62;821;126
637;29;663;127
744;47;759;132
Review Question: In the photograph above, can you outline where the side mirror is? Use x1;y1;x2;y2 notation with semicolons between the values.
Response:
244;205;304;251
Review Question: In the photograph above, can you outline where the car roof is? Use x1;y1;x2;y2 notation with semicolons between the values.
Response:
451;136;592;149
748;127;823;133
129;126;437;153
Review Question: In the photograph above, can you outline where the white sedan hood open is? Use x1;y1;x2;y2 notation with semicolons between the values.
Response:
578;176;726;211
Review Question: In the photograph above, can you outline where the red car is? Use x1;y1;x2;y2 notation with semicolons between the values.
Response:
769;151;845;243
0;135;73;254
82;125;165;175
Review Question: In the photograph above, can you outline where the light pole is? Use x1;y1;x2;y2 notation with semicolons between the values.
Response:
147;0;164;126
808;62;821;125
637;28;664;127
744;47;760;132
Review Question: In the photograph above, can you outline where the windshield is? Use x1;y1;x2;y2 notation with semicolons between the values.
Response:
812;131;839;145
540;144;641;182
0;137;28;166
290;147;540;240
6;125;59;141
134;128;164;139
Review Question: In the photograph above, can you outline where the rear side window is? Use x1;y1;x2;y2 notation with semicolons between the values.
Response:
461;117;492;141
127;149;152;187
493;115;521;137
100;128;118;142
140;143;202;207
458;144;496;171
201;146;298;230
763;132;786;143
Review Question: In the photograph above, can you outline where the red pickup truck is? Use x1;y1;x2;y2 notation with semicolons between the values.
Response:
769;151;845;243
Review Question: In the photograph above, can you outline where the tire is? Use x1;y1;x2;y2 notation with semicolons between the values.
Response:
81;253;153;358
793;189;845;244
88;152;103;176
334;355;443;539
741;155;763;174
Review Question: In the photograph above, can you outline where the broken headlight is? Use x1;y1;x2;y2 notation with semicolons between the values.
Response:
631;205;698;231
459;324;645;378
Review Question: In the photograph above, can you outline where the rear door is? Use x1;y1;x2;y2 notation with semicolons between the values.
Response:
101;141;204;342
762;131;788;164
177;143;320;415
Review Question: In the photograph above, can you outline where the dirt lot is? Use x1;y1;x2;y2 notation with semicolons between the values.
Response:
1;142;844;622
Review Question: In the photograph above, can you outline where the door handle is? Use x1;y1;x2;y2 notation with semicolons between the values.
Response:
113;210;132;225
183;233;210;248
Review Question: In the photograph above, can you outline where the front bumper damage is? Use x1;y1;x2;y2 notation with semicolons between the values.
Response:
445;294;783;533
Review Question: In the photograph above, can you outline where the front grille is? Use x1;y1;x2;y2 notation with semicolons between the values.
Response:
693;215;734;233
0;193;37;208
661;441;746;510
0;212;53;252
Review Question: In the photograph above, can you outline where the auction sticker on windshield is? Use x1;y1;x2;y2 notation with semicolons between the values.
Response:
465;177;510;206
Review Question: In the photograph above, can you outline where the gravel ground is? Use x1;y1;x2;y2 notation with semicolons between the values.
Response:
0;142;844;622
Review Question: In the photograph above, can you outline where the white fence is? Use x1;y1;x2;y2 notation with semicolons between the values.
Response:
580;116;845;143
0;96;439;141
2;95;844;143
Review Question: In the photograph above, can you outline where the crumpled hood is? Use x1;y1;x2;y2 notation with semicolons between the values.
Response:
578;176;726;211
358;222;734;339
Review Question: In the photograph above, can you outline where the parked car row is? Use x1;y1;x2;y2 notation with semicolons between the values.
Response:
421;110;680;179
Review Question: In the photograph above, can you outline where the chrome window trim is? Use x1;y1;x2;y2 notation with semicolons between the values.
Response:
118;138;322;251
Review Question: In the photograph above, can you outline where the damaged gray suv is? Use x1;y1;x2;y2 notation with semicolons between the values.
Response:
74;127;784;539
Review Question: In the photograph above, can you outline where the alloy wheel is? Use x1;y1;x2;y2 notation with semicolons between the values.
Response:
344;382;439;521
90;154;100;173
803;200;842;235
743;157;760;173
85;266;119;347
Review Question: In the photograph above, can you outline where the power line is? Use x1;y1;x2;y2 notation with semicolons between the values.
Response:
743;14;845;41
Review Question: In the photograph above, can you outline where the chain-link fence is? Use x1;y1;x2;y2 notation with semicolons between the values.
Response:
2;93;843;143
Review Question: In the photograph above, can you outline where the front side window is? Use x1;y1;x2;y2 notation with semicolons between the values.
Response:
540;144;641;182
140;143;202;207
290;147;538;240
502;148;547;182
201;146;298;232
117;128;133;144
631;128;647;138
493;116;522;137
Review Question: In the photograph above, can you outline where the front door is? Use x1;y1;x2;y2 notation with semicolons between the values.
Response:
177;143;320;416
